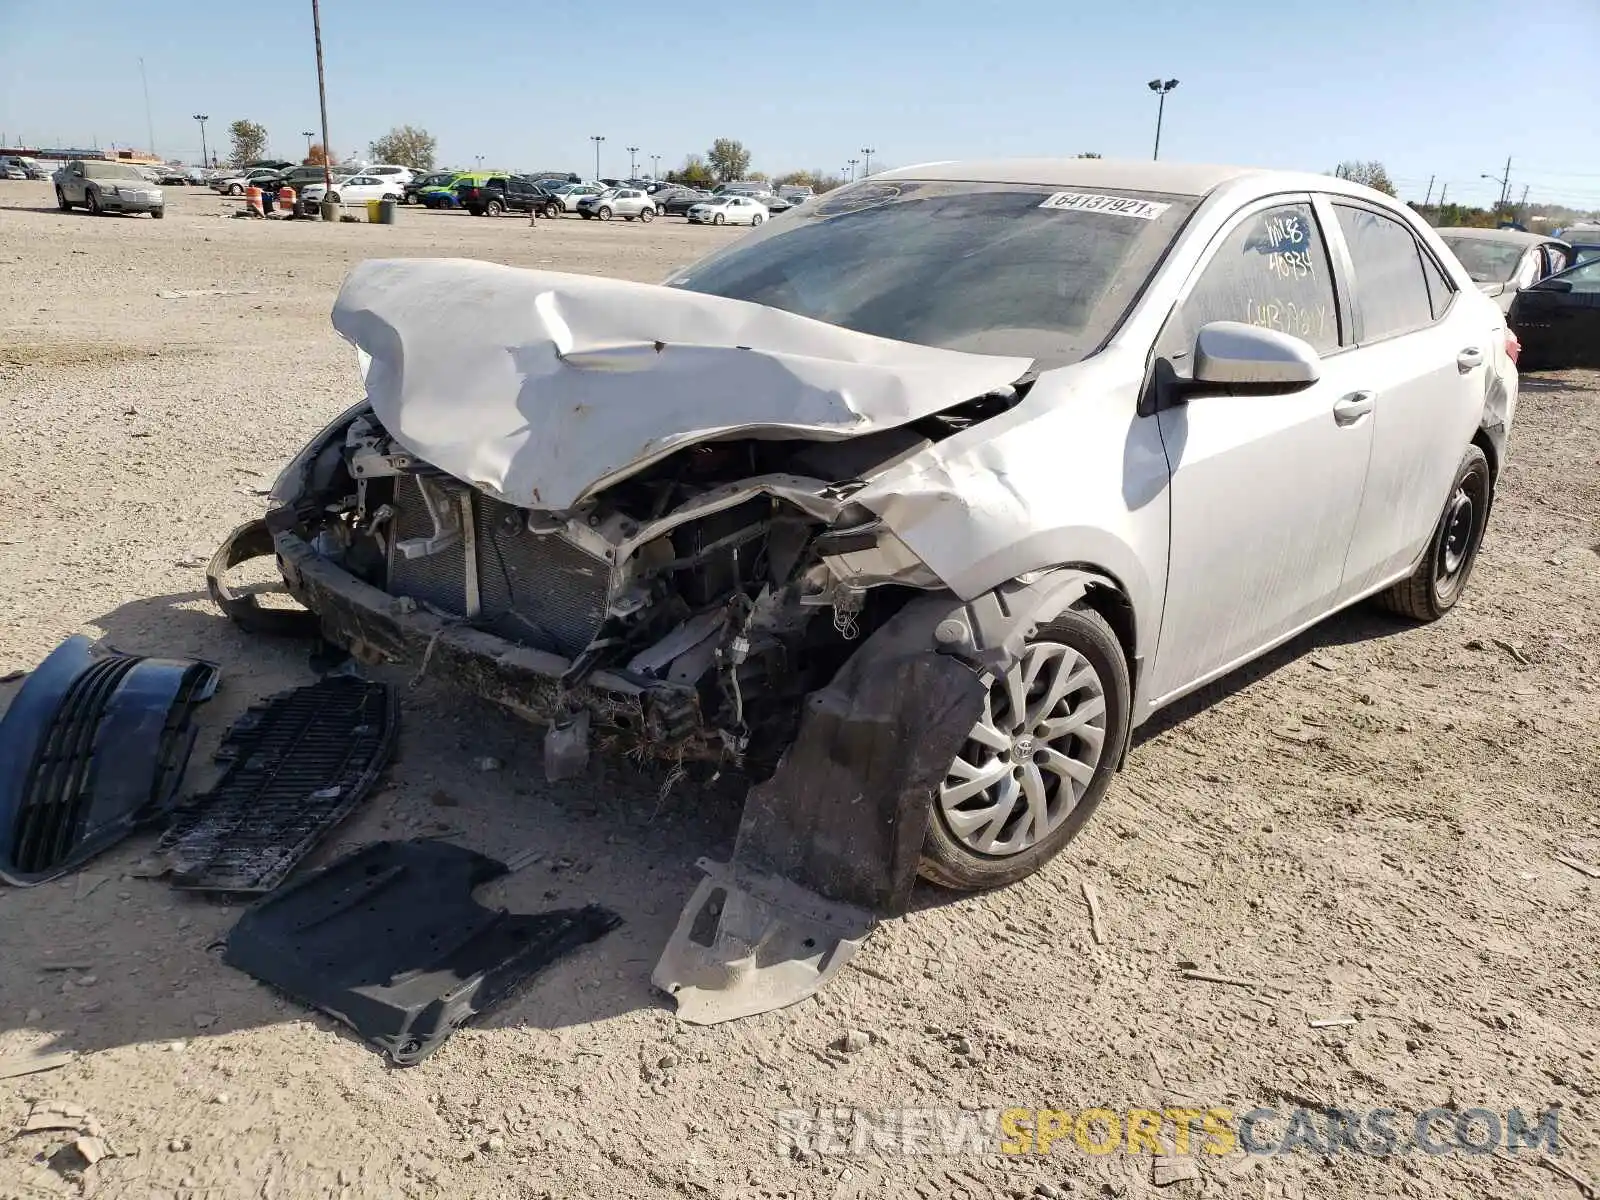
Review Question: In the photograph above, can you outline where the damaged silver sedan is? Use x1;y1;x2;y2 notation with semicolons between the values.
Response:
250;159;1518;1020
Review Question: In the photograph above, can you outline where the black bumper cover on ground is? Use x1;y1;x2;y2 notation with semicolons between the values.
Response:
0;635;219;886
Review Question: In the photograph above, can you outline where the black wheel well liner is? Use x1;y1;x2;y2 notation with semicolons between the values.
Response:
1075;577;1138;694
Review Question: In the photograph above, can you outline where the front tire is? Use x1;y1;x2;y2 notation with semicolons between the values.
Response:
713;212;725;225
87;189;102;215
228;183;243;196
1377;444;1491;621
751;213;764;226
327;192;341;204
485;199;504;217
151;207;165;220
920;606;1129;891
597;206;613;221
56;187;71;211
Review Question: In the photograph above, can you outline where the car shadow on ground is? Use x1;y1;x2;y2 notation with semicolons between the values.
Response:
0;590;749;1064
0;590;1414;1060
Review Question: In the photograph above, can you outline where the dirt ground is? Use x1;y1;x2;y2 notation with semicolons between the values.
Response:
0;180;1596;1200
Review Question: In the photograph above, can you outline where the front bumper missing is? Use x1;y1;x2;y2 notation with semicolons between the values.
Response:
252;523;989;1022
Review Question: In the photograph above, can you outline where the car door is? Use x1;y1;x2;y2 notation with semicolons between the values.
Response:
1146;196;1374;703
1327;200;1488;596
1511;257;1600;370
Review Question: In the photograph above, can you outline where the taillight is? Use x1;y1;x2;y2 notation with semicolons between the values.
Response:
1505;329;1521;365
468;187;479;199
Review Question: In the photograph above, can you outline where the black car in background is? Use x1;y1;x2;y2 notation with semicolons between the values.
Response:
655;187;711;215
1508;256;1600;370
457;175;563;218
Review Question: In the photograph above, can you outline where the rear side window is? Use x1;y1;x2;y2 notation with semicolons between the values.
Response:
1166;201;1340;356
1334;205;1436;341
1419;249;1455;321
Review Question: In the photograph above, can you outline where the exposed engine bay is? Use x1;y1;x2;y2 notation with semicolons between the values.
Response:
281;387;1021;777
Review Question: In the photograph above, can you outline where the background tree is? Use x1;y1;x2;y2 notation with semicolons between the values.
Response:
669;154;715;188
303;143;334;167
228;120;269;167
369;125;436;170
1331;160;1397;196
706;138;752;183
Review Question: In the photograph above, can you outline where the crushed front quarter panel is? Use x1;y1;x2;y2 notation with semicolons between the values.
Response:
330;258;1031;512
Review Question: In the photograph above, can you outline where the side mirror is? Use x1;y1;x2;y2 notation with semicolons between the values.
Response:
1193;321;1321;388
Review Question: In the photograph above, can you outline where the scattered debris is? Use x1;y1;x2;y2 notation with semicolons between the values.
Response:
1151;1156;1200;1187
39;961;94;972
0;668;25;683
168;1136;191;1153
173;554;207;568
0;1050;75;1080
1180;969;1262;990
207;518;321;637
1308;656;1338;671
193;1013;217;1029
831;1029;872;1054
1555;854;1600;880
1492;637;1532;666
54;1135;109;1169
472;755;504;773
160;677;398;893
0;635;219;886
224;840;620;1064
157;289;260;299
20;1102;99;1136
1307;1016;1357;1029
1081;882;1106;945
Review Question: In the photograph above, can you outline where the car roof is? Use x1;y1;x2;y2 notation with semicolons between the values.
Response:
873;157;1409;204
1436;226;1567;248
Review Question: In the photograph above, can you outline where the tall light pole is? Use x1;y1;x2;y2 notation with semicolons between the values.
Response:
626;145;639;178
139;57;156;156
847;158;858;181
193;114;209;169
1147;78;1178;160
860;147;874;176
301;130;315;161
1482;157;1512;210
651;153;660;178
474;155;484;170
311;0;334;192
590;135;605;181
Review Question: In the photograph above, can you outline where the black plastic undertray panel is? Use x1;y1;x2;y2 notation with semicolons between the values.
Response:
159;676;397;893
224;840;622;1064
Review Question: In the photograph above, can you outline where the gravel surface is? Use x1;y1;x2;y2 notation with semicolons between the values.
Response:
1;180;1597;1200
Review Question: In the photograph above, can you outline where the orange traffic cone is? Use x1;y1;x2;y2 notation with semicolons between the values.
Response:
245;185;264;217
277;186;296;217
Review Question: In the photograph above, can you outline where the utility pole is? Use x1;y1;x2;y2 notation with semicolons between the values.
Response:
302;130;315;160
590;135;604;181
310;0;334;192
193;114;209;169
1147;78;1179;160
860;147;874;176
1423;174;1435;206
1517;183;1529;223
626;145;638;178
139;57;156;156
1482;157;1512;212
1438;183;1448;211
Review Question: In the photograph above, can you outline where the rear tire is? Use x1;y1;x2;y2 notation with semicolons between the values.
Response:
713;212;725;225
598;206;613;221
485;199;503;217
151;208;164;220
1376;444;1491;621
228;183;243;196
751;213;764;226
639;207;654;222
920;605;1129;892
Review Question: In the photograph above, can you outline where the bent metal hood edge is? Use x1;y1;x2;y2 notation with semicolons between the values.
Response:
331;258;1032;512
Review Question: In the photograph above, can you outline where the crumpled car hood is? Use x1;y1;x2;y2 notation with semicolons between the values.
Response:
331;258;1031;511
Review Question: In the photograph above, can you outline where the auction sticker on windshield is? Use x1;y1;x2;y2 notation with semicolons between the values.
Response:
1038;192;1171;220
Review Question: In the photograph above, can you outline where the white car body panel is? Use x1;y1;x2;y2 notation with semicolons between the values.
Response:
331;258;1031;512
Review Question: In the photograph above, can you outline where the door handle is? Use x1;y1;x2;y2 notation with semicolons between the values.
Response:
1332;390;1374;426
1457;347;1484;372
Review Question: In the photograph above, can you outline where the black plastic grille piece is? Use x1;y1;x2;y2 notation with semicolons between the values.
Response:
159;677;397;893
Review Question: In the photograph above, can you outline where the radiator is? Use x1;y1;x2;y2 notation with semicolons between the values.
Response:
387;474;613;658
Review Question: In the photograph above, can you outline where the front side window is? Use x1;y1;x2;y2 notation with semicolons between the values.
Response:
1536;257;1600;294
1335;205;1435;342
1164;201;1340;356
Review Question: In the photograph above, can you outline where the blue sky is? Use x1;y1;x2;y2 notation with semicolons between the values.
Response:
3;0;1598;209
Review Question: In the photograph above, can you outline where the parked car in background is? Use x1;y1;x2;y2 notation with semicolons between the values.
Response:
403;170;456;204
456;176;562;218
0;158;27;180
276;165;339;194
1508;255;1600;370
686;194;767;225
778;184;814;203
753;191;794;214
300;174;403;207
576;187;656;221
548;183;603;212
55;159;164;217
153;165;189;185
212;167;285;196
1555;223;1600;265
1436;228;1571;312
363;164;416;189
653;187;710;216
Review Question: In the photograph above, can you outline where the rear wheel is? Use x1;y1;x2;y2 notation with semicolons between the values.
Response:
544;201;562;219
920;606;1129;891
751;213;764;226
598;206;613;221
639;207;654;222
151;207;165;220
713;212;725;225
327;192;341;204
228;183;243;196
485;199;504;217
1376;444;1491;621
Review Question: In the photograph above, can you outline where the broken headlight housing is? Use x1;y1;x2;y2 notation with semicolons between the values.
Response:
267;401;373;510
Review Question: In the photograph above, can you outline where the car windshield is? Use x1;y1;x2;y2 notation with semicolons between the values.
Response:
83;162;148;181
667;179;1197;364
1440;237;1527;283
